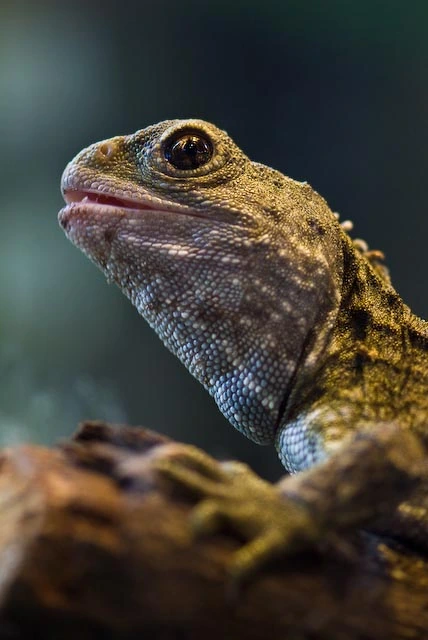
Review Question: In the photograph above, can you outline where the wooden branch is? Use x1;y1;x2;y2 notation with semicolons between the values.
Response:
0;421;427;639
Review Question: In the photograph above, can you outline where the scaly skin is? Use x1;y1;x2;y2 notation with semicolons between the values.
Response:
59;119;428;580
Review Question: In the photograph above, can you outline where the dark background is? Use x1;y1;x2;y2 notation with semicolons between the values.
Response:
0;0;427;479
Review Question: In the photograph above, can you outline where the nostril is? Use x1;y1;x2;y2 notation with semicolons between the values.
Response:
98;141;116;159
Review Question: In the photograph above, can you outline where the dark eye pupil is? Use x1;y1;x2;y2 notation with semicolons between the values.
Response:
165;134;213;170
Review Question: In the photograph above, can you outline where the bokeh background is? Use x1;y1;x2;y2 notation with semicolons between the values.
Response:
1;0;427;479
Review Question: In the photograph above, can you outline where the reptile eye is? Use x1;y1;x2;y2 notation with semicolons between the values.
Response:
164;133;213;170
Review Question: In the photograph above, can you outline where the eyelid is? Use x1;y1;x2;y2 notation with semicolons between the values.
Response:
162;128;213;152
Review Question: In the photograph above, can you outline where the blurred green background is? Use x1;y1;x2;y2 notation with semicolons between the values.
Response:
0;0;427;479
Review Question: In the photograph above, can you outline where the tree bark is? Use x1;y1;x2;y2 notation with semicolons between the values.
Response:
0;421;426;639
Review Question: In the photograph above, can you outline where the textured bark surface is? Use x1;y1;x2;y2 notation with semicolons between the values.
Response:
0;421;427;639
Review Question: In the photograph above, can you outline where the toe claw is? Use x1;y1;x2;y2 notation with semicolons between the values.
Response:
191;499;226;535
229;530;289;584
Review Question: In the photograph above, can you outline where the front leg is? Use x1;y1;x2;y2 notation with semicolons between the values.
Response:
154;423;426;583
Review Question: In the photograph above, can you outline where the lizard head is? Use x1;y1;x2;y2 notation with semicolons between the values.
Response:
59;119;344;445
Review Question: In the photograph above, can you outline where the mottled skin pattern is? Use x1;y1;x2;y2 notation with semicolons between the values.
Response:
59;119;428;579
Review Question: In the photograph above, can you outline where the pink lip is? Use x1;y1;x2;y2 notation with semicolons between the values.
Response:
62;189;169;211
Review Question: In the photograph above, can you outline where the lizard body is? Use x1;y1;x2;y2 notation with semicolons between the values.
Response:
59;119;428;577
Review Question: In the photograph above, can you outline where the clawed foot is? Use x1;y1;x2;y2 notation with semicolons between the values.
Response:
153;444;322;584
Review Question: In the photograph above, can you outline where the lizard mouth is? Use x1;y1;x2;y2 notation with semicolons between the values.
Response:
62;189;180;213
60;187;239;229
58;187;209;234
